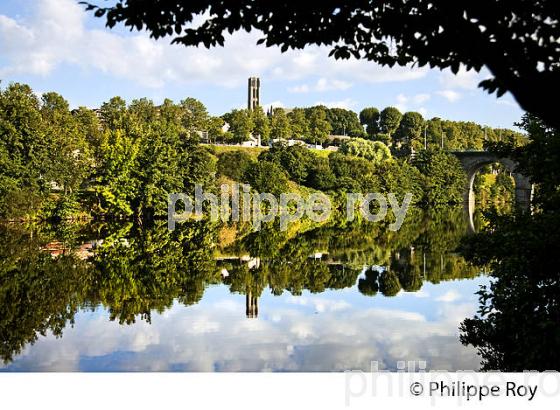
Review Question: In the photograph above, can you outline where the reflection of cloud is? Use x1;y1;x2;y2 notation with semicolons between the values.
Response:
286;296;351;312
2;282;484;372
411;290;430;298
436;290;461;303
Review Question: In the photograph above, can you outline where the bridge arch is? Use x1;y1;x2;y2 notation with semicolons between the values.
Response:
451;152;532;232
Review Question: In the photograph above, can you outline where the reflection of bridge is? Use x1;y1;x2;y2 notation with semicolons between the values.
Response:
450;151;532;232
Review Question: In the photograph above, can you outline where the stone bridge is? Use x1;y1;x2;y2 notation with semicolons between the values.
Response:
450;151;533;232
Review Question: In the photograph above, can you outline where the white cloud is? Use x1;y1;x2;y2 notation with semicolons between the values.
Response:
262;100;285;109
439;67;482;90
395;93;431;112
315;98;356;109
316;78;352;92
288;84;310;93
0;0;428;91
412;93;431;104
289;77;352;93
496;98;518;108
437;90;462;102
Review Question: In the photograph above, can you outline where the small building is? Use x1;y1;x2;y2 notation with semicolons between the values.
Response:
307;143;323;150
287;139;306;147
241;135;261;147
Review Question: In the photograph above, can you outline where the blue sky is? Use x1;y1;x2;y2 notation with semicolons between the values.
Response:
1;0;524;129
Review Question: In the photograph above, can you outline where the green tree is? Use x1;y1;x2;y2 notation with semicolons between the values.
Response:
73;107;105;163
306;156;336;191
324;107;364;137
40;92;92;196
217;150;255;181
245;160;289;196
0;83;46;218
413;149;466;205
306;106;332;145
259;144;315;184
99;96;127;130
94;127;140;217
359;107;380;138
396;111;425;153
270;107;292;140
180;97;210;136
460;114;560;371
379;106;403;137
339;138;392;164
128;98;159;126
207;116;226;143
251;107;271;144
222;109;254;143
379;270;402;297
287;108;309;139
358;267;380;296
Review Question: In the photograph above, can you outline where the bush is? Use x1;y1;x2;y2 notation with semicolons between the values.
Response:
217;151;255;182
339;138;392;164
259;144;315;184
306;157;336;191
413;149;466;205
245;160;290;196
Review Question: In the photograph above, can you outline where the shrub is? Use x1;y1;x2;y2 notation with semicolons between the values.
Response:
217;151;255;182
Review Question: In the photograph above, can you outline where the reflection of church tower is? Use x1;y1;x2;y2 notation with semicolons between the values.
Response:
246;290;259;318
247;77;260;111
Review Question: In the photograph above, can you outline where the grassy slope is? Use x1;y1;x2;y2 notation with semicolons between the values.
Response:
204;144;330;160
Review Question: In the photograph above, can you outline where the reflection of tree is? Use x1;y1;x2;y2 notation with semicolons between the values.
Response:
0;205;485;364
0;225;93;364
391;250;423;292
326;264;362;290
460;213;560;371
92;220;218;324
379;270;402;297
358;268;379;296
222;206;480;302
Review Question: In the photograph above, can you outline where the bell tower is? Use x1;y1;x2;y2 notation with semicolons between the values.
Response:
247;77;260;110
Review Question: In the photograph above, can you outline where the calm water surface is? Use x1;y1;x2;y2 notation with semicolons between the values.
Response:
0;207;487;371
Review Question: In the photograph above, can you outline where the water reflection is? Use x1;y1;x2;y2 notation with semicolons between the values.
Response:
0;207;485;371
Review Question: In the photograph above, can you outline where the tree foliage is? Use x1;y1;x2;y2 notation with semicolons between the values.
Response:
222;109;254;143
359;107;380;138
460;114;560;371
339;138;392;164
413;149;466;205
270;108;292;140
379;107;403;137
